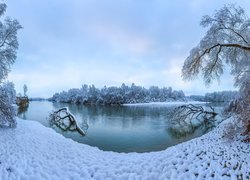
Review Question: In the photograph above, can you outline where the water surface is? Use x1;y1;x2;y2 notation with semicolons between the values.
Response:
18;101;219;152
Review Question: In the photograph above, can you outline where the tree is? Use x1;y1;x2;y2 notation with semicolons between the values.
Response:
0;82;16;127
182;4;250;136
23;84;28;96
0;2;22;127
51;83;186;105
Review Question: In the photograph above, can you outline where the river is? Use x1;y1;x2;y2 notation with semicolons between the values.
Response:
17;101;222;153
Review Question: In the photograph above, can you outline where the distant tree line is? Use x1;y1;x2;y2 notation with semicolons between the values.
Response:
189;91;239;102
204;91;239;102
50;83;186;105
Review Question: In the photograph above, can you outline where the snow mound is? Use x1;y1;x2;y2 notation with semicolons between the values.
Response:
0;118;249;179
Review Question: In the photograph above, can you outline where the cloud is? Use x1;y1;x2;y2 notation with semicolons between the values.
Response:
6;0;242;97
83;22;154;56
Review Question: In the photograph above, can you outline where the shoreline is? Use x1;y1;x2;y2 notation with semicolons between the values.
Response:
0;117;249;179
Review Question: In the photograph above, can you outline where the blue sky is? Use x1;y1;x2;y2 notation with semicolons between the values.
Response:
6;0;250;98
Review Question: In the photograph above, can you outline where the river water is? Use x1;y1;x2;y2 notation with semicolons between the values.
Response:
17;101;222;153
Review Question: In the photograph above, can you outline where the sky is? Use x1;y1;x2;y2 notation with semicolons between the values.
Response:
6;0;250;98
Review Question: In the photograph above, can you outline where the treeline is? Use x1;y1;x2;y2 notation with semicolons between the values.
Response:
189;90;239;102
50;83;186;105
204;91;239;102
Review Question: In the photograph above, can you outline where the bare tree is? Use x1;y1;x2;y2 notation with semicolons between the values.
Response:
182;4;250;138
0;2;21;127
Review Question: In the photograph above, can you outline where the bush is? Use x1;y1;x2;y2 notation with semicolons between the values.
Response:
0;82;17;127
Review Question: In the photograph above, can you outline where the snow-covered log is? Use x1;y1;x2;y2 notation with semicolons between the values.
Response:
49;107;87;136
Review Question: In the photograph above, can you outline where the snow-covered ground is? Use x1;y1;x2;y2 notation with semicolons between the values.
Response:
0;118;249;180
123;101;208;106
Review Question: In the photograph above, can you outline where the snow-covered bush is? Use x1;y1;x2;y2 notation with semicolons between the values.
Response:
0;82;17;127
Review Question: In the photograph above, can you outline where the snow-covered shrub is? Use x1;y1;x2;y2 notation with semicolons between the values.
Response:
0;82;17;127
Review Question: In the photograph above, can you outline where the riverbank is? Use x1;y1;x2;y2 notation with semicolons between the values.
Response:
0;118;249;179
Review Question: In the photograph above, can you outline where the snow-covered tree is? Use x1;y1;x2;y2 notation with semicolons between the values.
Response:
51;83;186;105
0;82;16;127
182;4;250;135
0;2;21;127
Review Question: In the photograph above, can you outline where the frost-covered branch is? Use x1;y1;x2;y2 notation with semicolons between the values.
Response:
169;104;218;137
49;107;88;136
182;4;250;137
182;4;250;86
170;104;218;126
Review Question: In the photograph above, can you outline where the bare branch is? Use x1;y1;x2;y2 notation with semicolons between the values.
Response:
49;107;88;136
170;104;218;126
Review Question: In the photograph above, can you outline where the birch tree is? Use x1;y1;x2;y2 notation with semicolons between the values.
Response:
182;4;250;135
0;2;21;127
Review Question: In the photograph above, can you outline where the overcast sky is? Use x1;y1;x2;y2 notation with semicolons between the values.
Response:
6;0;250;98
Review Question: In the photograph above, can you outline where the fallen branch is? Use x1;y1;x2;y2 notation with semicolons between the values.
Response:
170;104;218;134
49;107;88;136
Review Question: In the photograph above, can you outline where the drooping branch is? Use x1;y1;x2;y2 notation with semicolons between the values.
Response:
216;24;249;45
207;45;222;76
225;27;249;45
170;104;218;129
49;107;88;136
183;43;250;81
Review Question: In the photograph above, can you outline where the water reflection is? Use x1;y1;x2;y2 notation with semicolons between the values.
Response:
52;102;175;131
17;104;29;120
18;101;222;152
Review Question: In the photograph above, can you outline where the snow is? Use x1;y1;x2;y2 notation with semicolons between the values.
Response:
0;118;249;179
123;101;208;106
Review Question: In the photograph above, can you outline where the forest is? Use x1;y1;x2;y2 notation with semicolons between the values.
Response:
50;83;186;105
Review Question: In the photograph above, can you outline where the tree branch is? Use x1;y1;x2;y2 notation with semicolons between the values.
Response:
0;26;15;48
49;107;88;136
198;43;250;61
208;45;222;75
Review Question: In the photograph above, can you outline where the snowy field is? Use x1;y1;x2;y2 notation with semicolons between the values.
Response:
0;118;249;180
123;101;208;106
